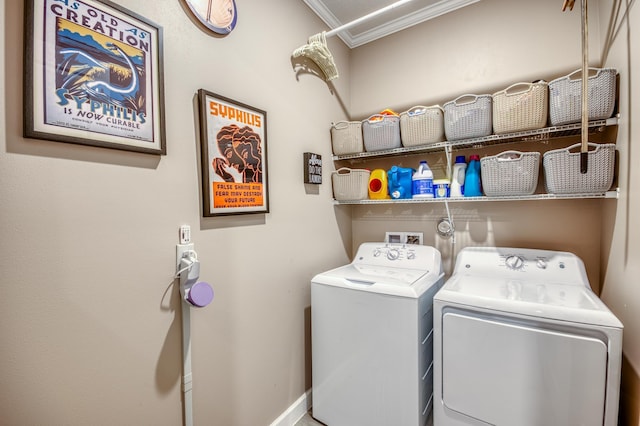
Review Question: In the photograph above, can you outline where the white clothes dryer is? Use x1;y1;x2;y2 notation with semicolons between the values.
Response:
311;243;444;426
433;247;623;426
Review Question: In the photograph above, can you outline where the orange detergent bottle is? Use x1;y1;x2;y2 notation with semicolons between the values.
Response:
368;169;389;199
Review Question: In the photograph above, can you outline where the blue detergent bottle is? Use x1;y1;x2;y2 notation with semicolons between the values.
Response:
464;154;482;197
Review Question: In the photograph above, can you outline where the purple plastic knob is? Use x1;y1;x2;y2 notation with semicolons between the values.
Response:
186;282;214;307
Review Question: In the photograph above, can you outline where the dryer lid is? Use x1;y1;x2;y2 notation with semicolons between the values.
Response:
436;275;623;328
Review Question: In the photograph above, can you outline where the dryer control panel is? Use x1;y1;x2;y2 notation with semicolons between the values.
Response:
454;247;590;286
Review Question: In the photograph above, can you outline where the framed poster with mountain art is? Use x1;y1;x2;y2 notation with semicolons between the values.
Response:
24;0;166;155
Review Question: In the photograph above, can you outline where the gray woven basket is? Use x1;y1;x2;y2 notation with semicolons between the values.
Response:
443;94;493;141
330;121;364;155
543;143;615;194
399;105;445;147
480;151;540;196
332;167;370;200
362;114;402;151
548;68;617;126
492;82;549;134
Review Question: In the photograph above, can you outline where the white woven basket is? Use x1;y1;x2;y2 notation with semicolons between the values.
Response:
330;121;364;155
399;105;445;147
443;94;493;141
543;143;615;194
480;151;541;196
332;167;370;200
492;82;548;134
548;68;617;126
362;114;402;151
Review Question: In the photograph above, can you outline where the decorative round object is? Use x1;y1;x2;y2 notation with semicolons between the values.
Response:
184;0;237;35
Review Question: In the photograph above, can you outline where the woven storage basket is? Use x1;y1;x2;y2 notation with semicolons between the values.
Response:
331;167;370;201
548;68;617;126
443;94;493;141
480;151;541;196
330;121;364;155
399;105;445;147
543;143;615;194
362;114;402;151
492;82;549;134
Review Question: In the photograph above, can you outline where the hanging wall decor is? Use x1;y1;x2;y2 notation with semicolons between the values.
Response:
183;0;237;35
198;89;269;217
24;0;166;155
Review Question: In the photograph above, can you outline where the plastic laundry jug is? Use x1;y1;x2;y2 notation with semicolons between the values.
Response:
368;169;389;199
464;154;482;197
387;166;414;199
412;161;434;198
450;155;467;197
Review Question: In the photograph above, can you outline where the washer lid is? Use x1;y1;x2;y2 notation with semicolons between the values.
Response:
436;275;623;328
312;264;441;298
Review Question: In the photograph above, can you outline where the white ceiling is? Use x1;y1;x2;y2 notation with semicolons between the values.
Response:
302;0;481;48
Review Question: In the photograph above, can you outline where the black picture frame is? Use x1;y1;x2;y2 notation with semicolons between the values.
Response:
24;0;166;155
198;89;269;216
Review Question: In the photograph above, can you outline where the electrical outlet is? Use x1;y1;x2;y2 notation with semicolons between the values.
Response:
405;232;423;245
385;232;423;245
176;243;195;270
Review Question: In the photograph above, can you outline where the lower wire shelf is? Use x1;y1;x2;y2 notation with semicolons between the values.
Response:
333;189;619;205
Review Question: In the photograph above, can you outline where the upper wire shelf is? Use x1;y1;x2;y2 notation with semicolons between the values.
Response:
332;117;618;161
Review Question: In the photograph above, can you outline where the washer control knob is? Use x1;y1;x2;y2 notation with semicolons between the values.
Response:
387;248;400;260
536;259;547;269
505;255;525;270
407;251;416;260
373;249;381;257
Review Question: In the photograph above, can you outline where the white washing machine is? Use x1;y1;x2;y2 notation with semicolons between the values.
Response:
433;247;623;426
311;242;444;426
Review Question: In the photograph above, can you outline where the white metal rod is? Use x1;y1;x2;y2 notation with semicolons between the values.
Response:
182;299;193;426
581;0;588;152
325;0;417;38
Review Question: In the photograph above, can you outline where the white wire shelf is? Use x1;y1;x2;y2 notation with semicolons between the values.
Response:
333;189;619;205
332;117;618;161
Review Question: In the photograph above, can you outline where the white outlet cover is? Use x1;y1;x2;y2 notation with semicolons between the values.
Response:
385;232;423;245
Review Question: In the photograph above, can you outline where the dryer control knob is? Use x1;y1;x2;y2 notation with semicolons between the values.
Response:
387;249;400;260
505;255;525;270
536;259;547;269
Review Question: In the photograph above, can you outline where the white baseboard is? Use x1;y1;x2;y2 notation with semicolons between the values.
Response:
270;389;312;426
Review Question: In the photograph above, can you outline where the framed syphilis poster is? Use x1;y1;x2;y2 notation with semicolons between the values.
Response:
24;0;166;155
198;90;269;217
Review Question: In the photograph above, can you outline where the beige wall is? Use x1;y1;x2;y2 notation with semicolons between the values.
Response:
347;0;608;284
0;0;351;424
2;0;639;425
598;0;640;424
348;0;640;424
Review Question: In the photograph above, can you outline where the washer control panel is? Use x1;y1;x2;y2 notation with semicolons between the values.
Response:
353;243;437;269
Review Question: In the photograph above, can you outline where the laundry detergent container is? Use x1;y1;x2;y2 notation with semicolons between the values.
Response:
368;169;389;199
387;166;414;199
